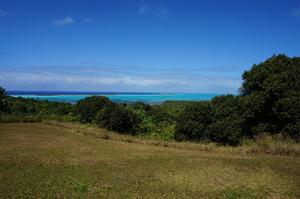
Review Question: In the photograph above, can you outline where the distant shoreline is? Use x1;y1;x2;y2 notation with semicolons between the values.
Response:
8;91;221;96
8;91;221;104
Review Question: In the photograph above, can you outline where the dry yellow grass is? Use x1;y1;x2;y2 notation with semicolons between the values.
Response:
0;123;299;198
46;121;300;157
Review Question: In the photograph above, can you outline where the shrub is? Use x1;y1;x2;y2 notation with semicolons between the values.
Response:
95;103;116;129
96;105;138;134
130;108;159;135
132;101;151;111
175;102;213;141
74;96;114;123
282;122;300;140
146;124;175;141
211;95;242;118
207;115;243;146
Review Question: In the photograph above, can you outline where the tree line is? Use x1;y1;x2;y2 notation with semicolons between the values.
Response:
0;54;299;145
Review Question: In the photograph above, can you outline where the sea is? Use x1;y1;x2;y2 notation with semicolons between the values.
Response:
8;91;219;104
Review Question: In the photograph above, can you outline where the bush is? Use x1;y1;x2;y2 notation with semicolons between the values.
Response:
132;101;151;111
95;103;116;129
175;102;213;141
96;105;138;134
145;124;175;141
130;108;159;135
207;115;243;146
74;96;114;123
282;122;300;140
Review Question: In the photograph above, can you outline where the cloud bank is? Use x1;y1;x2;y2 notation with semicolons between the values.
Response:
0;64;241;93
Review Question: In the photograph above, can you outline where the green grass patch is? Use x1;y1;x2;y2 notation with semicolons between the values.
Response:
0;123;299;198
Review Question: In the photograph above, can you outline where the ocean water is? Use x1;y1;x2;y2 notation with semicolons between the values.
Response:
8;91;219;104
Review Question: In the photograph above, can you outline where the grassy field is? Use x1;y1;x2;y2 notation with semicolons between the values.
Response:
0;123;299;198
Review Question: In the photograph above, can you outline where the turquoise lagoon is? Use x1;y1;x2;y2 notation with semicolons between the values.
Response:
8;91;219;104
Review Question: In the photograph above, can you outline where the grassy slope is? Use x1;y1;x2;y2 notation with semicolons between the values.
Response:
0;123;299;198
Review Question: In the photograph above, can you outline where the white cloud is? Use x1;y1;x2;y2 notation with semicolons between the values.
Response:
0;69;241;93
0;9;8;16
292;6;300;17
52;16;75;26
121;77;162;86
0;64;242;93
0;72;162;87
83;17;94;23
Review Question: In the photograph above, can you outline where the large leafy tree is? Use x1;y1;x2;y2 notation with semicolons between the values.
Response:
175;55;300;144
240;55;300;138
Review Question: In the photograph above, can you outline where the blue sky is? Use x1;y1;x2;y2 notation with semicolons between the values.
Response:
0;0;299;93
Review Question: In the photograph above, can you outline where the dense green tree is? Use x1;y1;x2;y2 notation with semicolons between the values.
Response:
74;96;114;123
211;95;243;119
206;95;244;145
174;55;300;144
96;105;138;134
240;55;300;139
131;108;159;135
207;114;243;145
132;101;151;111
175;102;213;141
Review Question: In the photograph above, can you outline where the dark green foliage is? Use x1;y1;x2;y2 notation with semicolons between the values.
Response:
240;55;300;139
240;55;299;96
174;96;244;145
0;91;74;122
207;115;243;146
94;103;116;129
74;96;114;123
96;105;138;134
174;55;300;144
132;101;151;111
6;97;73;116
0;86;9;113
210;95;243;120
207;95;244;145
148;105;173;124
283;122;300;139
154;101;196;122
175;102;213;141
